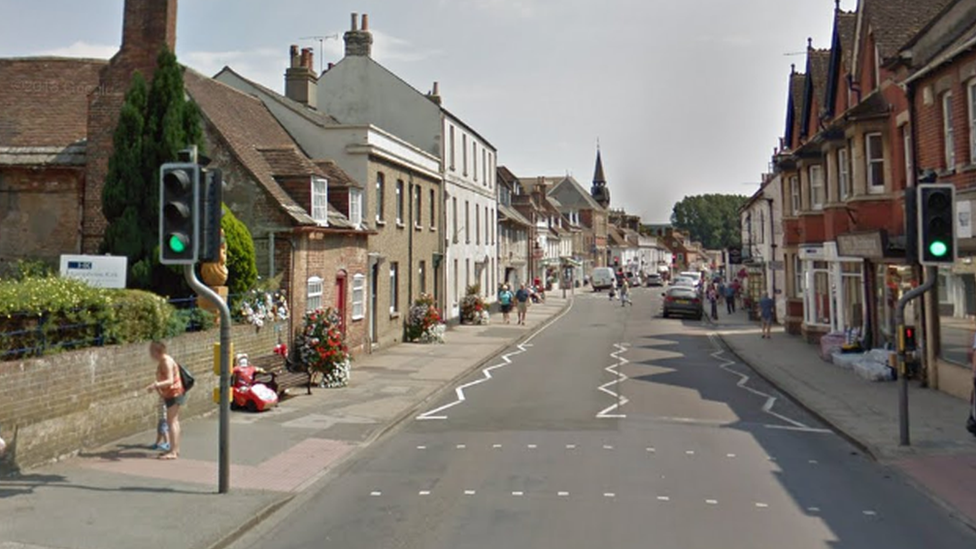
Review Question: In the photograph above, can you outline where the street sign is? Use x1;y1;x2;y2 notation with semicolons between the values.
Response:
59;255;127;288
727;247;743;265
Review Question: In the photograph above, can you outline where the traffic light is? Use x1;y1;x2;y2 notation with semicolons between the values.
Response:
917;184;956;265
159;162;201;265
199;168;224;263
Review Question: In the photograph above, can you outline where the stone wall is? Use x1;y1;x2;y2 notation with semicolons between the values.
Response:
0;322;280;472
0;166;84;267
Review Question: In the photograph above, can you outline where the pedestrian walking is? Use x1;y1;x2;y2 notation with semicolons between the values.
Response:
708;286;719;320
609;279;617;301
515;283;530;325
725;283;736;314
759;294;775;339
498;284;514;324
146;341;184;460
620;280;633;307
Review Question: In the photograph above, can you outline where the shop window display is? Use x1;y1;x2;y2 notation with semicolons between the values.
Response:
937;263;976;366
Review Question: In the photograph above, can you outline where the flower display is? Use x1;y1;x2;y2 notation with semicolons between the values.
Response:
460;284;490;325
406;293;446;344
236;289;289;328
296;307;350;388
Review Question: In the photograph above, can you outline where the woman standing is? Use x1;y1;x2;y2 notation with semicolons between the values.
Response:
146;341;184;460
498;284;514;324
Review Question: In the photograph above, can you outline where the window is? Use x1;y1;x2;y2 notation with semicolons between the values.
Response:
351;274;365;320
809;165;824;210
375;172;386;223
449;125;456;171
430;189;437;229
307;277;324;312
473;141;478;181
389;263;399;315
465;200;470;243
903;125;914;187
486;207;491;245
475;206;481;245
790;176;801;215
311;177;328;225
482;149;487;186
944;92;956;171
838;148;850;200
465;258;470;287
866;132;885;191
419;260;427;294
969;82;976;162
462;134;468;176
453;259;459;303
793;254;803;298
414;185;422;227
452;196;458;243
349;189;363;228
396;180;405;225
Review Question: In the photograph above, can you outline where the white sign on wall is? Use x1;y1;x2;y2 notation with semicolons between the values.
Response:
957;200;973;239
59;255;128;289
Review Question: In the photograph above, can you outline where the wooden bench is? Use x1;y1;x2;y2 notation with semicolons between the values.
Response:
249;354;314;396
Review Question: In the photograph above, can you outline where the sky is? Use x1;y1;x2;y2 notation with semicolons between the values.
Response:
0;0;853;223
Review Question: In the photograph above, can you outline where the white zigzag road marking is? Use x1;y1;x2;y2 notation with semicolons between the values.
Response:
596;343;630;419
707;334;831;434
416;298;575;420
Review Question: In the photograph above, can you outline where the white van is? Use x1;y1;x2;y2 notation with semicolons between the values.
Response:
590;267;616;291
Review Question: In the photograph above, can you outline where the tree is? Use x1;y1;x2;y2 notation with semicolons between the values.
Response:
670;194;748;250
101;48;203;292
221;206;257;298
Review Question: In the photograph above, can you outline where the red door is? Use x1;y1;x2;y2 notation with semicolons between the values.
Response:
335;273;347;334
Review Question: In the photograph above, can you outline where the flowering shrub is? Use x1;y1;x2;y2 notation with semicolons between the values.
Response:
460;284;490;325
235;289;289;328
296;307;350;388
406;293;445;343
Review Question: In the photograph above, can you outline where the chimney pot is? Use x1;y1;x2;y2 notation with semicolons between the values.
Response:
343;12;373;57
351;13;359;31
362;13;369;30
433;81;440;96
290;44;300;68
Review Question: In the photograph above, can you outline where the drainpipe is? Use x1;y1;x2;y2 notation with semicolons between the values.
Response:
408;174;415;307
767;197;778;320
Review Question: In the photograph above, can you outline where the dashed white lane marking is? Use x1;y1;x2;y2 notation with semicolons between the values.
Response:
419;491;431;496
566;444;577;449
417;299;574;420
657;496;670;502
808;460;818;464
604;493;616;498
807;507;820;512
685;450;695;455
456;444;466;449
512;491;524;496
558;491;570;497
706;499;718;505
863;510;877;516
464;490;476;495
708;334;832;433
527;444;537;449
768;457;776;461
603;445;614;450
726;453;736;458
493;444;502;449
647;447;656;453
416;445;427;450
755;503;769;508
370;491;382;496
596;343;631;419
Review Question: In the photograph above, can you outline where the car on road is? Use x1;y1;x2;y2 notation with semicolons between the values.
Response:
671;276;696;287
662;286;703;320
590;267;616;291
645;273;663;286
679;271;704;288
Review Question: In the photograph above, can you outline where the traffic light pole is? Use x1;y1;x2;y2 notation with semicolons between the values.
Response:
183;265;232;493
895;266;936;447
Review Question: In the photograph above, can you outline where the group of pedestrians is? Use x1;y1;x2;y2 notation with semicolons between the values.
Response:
498;283;533;325
706;279;739;320
608;278;634;307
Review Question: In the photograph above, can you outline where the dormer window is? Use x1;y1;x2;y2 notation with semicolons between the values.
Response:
311;177;329;225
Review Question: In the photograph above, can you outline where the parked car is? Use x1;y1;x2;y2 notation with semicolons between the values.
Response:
590;267;616;291
662;286;703;320
645;273;663;287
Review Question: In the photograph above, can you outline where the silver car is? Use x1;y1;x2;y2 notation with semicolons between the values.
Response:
662;286;703;320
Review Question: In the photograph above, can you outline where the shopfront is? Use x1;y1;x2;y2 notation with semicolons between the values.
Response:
800;242;869;342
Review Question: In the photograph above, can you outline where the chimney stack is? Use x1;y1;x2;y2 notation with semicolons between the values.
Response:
285;44;318;108
428;81;442;105
344;12;373;57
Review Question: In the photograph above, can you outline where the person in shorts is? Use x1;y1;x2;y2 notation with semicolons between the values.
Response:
515;284;530;325
498;284;514;324
760;294;775;339
147;341;184;460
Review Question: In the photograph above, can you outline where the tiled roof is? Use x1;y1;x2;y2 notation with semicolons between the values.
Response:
498;203;532;227
0;57;106;148
183;68;328;227
787;71;806;145
315;159;364;189
213;66;340;127
837;11;857;70
549;176;603;210
808;49;831;112
258;147;326;178
865;0;955;59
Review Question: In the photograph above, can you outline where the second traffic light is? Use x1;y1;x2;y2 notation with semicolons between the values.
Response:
160;163;201;265
917;184;956;266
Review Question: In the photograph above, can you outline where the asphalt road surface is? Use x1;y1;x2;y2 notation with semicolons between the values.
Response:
240;287;976;549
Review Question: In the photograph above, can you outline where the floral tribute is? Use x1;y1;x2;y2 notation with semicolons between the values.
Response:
296;307;351;388
460;284;490;325
406;293;446;344
236;289;289;328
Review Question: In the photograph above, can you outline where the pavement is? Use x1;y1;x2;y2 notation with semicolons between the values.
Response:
0;294;570;549
224;288;976;549
710;306;976;530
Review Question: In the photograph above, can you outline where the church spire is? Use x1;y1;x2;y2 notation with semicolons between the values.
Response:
590;145;610;208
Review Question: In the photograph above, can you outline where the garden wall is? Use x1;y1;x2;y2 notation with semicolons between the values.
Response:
0;322;283;472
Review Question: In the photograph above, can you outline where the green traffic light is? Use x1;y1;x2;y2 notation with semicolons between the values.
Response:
168;234;188;254
929;240;949;258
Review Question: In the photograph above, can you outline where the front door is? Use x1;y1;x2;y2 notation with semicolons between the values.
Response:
335;273;347;334
370;263;379;346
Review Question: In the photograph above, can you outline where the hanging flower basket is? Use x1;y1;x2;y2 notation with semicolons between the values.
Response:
406;293;446;343
296;307;350;388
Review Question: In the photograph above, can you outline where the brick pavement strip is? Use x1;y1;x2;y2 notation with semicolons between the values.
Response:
712;309;976;530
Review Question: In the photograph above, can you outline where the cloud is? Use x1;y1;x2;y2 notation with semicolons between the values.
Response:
437;0;540;18
372;30;443;63
38;41;118;59
182;47;286;92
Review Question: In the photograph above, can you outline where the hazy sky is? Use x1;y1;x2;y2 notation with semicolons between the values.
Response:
0;0;852;223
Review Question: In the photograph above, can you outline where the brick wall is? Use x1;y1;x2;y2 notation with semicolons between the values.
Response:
914;47;976;188
0;322;279;472
0;166;84;266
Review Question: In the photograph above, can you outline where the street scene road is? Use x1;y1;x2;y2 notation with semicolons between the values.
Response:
234;288;976;549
